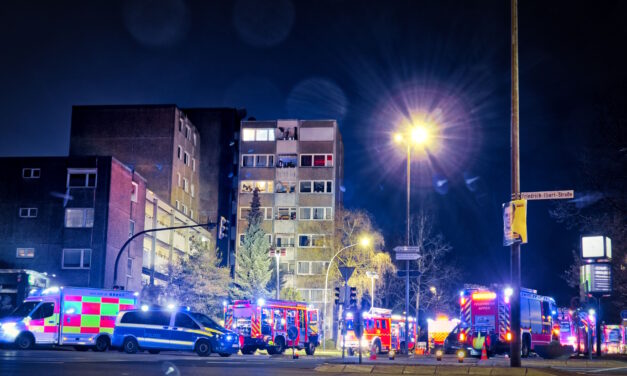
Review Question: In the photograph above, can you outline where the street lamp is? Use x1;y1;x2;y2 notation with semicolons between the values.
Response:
366;271;379;309
322;235;371;350
393;122;432;354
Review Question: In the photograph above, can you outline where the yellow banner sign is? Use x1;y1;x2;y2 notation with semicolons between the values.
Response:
503;199;527;246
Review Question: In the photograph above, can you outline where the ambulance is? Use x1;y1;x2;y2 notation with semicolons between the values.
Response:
0;286;138;351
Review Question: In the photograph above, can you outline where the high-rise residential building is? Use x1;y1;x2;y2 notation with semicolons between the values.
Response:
69;105;245;264
70;105;201;222
235;119;343;317
0;156;147;292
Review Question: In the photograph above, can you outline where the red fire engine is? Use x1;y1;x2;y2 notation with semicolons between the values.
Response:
224;299;319;355
458;285;559;357
343;308;392;355
390;314;417;352
556;307;594;354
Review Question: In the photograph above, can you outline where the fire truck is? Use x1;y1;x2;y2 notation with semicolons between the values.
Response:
428;315;459;351
224;299;319;355
556;308;594;354
458;285;559;357
342;307;392;355
391;314;417;352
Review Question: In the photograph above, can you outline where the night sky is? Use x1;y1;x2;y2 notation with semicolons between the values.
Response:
1;0;626;305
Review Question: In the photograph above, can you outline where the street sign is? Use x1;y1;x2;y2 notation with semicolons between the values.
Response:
397;270;420;278
396;252;420;260
520;190;574;200
621;310;627;320
394;246;421;253
338;266;355;282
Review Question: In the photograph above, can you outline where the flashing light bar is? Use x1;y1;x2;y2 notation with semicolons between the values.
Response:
506;332;512;341
472;291;496;301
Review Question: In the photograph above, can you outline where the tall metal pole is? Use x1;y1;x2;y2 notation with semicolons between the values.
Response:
405;143;411;354
595;298;601;357
276;253;280;299
371;276;375;308
510;0;522;368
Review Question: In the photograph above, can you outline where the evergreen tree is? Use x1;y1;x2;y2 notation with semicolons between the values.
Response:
231;188;273;299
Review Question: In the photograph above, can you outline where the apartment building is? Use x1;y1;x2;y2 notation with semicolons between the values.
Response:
236;119;343;312
0;156;146;291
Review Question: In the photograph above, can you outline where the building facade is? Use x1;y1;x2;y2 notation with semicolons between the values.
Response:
0;156;146;292
235;119;343;311
70;105;245;266
70;105;201;222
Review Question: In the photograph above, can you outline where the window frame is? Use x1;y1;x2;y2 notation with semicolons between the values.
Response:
131;182;139;202
300;180;333;193
275;234;295;248
241;154;275;168
62;248;91;269
64;208;95;228
275;207;297;220
300;154;333;167
241;128;276;141
240;207;273;220
22;168;41;179
240;180;274;193
298;234;327;248
67;169;97;188
16;248;35;258
19;207;38;218
299;207;333;220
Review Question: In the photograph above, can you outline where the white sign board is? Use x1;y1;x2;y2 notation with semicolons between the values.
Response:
582;236;612;259
520;190;574;200
396;253;420;261
394;246;421;253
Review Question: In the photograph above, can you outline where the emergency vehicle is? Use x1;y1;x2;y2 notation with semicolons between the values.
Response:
391;314;417;352
458;285;559;357
601;325;624;354
342;307;392;355
428;315;459;351
556;308;594;354
224;299;319;355
0;286;138;351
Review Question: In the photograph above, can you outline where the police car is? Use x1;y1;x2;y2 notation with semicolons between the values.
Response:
111;305;239;356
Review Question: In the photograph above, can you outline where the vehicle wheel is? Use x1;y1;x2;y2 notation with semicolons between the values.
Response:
74;345;89;351
266;346;277;355
305;342;316;356
123;337;139;354
219;353;232;357
347;348;354;356
148;349;161;354
93;336;109;352
521;337;530;358
274;337;285;354
15;333;34;350
399;341;406;354
241;346;255;355
195;339;212;357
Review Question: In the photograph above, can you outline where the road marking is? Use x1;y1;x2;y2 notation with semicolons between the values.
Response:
588;366;627;373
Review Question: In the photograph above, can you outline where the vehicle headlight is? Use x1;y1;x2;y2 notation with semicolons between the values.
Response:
226;335;233;342
1;322;19;339
1;322;17;330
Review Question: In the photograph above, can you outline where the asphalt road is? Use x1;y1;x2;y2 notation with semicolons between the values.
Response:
2;349;627;376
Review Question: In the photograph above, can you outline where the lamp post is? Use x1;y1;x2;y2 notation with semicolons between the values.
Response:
393;124;430;354
322;236;370;350
366;271;379;309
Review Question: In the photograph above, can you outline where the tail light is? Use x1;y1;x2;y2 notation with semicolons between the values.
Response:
506;332;512;341
459;332;465;342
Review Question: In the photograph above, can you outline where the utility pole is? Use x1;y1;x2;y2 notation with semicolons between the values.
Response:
405;143;411;355
510;0;522;368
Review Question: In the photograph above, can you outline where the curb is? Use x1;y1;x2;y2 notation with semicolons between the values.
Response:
314;364;557;375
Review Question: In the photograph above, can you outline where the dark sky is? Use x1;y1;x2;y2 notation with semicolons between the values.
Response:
1;0;626;305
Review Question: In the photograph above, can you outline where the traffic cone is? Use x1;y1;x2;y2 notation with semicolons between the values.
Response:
480;341;488;360
370;344;377;360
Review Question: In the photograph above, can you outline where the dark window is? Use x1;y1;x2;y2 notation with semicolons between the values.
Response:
326;181;333;192
300;155;312;167
121;311;143;324
300;181;311;193
313;181;325;193
382;320;387;329
299;235;310;247
242;155;254;167
31;303;55;320
175;313;200;329
143;311;172;326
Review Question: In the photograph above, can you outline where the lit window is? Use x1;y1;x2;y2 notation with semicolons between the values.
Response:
22;168;41;179
131;182;138;202
276;181;296;193
276;207;296;220
16;248;35;258
67;169;97;188
19;207;38;218
256;129;268;141
62;249;91;269
240;180;273;193
242;128;255;141
65;208;94;228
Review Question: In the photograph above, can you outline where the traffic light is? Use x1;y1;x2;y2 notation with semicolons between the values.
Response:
334;287;342;305
218;216;229;240
349;286;357;308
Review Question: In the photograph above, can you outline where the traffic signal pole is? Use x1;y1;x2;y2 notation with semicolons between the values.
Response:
510;0;522;368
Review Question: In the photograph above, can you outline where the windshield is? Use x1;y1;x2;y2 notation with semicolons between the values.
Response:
190;312;220;328
10;301;40;318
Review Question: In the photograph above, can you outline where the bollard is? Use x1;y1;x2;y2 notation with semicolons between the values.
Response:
388;349;395;360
